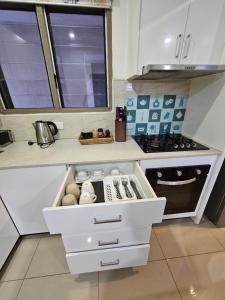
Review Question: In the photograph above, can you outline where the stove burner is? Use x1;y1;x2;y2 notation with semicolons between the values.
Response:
133;134;209;153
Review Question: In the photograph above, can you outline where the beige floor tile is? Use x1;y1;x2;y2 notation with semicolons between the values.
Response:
148;231;165;261
168;252;225;300
99;261;181;300
210;227;225;249
17;273;98;300
0;236;40;281
26;235;69;278
0;280;23;300
154;218;224;258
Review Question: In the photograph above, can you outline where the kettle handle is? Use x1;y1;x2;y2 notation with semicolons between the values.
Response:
47;122;58;136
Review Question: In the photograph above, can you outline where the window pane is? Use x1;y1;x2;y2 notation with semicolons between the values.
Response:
47;11;107;108
0;10;53;109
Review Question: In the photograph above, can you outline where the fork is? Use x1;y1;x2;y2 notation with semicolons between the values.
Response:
113;179;122;199
121;177;132;198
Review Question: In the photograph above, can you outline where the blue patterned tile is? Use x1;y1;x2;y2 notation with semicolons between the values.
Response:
160;109;173;122
124;94;188;136
147;123;160;135
127;110;136;123
127;123;136;135
126;97;137;109
137;95;150;109
175;96;187;109
160;122;171;134
163;95;176;108
149;110;161;122
135;123;148;135
173;109;186;121
136;109;149;123
150;97;163;109
171;121;183;133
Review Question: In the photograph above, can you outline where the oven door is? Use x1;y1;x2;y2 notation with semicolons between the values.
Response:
145;165;210;214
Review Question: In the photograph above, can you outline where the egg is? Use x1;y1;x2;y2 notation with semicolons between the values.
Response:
66;182;81;198
61;194;77;206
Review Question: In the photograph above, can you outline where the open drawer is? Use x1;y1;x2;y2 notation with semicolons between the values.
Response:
43;161;166;235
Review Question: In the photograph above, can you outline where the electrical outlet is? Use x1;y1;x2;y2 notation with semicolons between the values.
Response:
53;121;64;130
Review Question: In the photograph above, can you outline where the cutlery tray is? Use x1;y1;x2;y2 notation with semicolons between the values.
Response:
103;175;144;202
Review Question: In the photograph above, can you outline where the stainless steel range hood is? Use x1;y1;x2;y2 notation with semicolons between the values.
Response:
130;64;225;80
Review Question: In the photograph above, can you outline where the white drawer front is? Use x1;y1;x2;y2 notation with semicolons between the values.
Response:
66;244;150;274
62;228;151;252
43;162;166;235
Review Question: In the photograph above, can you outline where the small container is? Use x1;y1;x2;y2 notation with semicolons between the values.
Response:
115;120;126;142
97;128;104;138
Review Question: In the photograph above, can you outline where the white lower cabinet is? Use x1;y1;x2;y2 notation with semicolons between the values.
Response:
66;244;150;274
0;165;67;235
43;161;166;274
0;197;19;269
62;227;151;252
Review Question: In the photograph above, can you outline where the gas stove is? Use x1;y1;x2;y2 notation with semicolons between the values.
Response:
133;134;209;153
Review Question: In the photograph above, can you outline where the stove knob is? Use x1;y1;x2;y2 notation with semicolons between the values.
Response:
157;171;163;178
192;142;197;148
185;143;191;149
176;170;182;177
195;169;202;175
180;143;185;149
173;144;179;149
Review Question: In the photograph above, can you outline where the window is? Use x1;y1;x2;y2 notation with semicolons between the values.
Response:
47;10;108;108
0;9;53;109
0;5;111;113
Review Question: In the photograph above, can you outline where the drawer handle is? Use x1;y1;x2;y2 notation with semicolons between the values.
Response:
100;259;120;267
98;239;119;246
94;215;122;224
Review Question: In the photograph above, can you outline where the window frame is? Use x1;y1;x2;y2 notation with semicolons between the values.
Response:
0;3;112;114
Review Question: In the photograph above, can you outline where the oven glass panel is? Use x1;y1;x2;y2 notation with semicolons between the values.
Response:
146;165;210;214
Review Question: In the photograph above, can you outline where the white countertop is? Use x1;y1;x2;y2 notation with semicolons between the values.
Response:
0;138;221;169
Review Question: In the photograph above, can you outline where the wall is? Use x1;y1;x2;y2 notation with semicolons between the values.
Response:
0;80;190;141
183;73;225;151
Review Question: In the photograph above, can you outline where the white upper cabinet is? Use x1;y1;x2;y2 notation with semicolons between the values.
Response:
180;0;225;65
117;0;225;78
138;0;189;71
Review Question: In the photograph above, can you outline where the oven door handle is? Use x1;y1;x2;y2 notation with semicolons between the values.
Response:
157;177;197;186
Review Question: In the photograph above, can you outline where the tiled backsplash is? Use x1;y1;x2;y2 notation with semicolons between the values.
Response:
125;94;187;136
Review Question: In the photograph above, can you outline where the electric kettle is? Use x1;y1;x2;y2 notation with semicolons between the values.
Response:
33;121;58;146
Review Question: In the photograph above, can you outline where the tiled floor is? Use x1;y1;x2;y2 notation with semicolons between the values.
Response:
1;217;225;300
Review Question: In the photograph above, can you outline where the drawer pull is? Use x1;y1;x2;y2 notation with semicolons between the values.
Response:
100;259;120;267
94;215;122;224
98;239;119;246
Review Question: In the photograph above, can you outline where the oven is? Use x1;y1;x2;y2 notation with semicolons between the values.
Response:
145;165;210;215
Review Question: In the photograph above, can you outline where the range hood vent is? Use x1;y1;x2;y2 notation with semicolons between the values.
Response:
130;64;225;80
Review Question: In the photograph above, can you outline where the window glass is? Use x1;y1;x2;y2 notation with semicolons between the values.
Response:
0;10;53;109
47;11;107;108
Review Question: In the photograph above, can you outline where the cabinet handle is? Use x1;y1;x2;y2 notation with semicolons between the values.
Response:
183;34;191;58
94;215;122;224
98;239;119;246
157;177;196;186
175;34;182;58
100;259;120;267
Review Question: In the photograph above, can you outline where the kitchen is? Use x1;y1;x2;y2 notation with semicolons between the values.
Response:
0;0;225;299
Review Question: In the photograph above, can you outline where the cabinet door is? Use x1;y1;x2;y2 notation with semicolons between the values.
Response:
0;165;66;235
0;197;19;269
181;0;225;64
138;0;190;70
